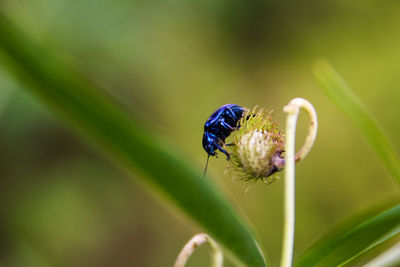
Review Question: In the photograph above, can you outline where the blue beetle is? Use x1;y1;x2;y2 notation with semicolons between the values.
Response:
202;104;245;175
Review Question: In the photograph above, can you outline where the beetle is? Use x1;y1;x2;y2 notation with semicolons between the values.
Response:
202;104;245;176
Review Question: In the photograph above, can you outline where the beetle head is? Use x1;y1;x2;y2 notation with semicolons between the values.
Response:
202;132;219;156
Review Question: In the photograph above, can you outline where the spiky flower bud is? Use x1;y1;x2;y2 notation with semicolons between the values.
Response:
228;108;285;184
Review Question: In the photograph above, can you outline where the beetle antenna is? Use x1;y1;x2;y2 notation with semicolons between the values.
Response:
203;155;210;177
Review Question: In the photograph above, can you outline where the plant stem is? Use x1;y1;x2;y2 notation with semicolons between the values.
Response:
280;98;318;267
174;233;223;267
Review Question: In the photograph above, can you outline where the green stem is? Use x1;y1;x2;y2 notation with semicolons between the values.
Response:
174;233;223;267
281;98;318;267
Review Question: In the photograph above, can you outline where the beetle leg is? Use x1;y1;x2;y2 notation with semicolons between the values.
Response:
215;143;230;160
220;121;237;131
225;143;235;146
246;114;255;120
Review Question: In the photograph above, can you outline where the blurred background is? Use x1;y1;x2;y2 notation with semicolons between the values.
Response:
1;0;400;266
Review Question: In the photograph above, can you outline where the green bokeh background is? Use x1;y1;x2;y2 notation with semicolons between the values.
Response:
0;1;399;266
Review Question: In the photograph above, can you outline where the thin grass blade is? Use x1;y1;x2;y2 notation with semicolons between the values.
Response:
295;203;400;267
313;60;400;186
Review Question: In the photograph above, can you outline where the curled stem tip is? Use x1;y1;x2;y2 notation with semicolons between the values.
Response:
174;233;223;267
283;98;318;163
280;98;318;267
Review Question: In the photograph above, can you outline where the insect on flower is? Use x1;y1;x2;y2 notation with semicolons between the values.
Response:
202;104;245;176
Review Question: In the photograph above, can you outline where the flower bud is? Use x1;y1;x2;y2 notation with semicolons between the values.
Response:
228;108;285;184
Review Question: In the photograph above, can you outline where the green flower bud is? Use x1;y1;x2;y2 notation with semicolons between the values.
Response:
228;108;285;184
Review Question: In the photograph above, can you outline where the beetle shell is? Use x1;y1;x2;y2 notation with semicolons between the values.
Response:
202;104;245;158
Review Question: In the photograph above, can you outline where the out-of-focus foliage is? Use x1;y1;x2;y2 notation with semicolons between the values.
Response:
1;0;400;266
0;11;266;267
295;61;400;266
296;203;400;266
314;60;400;187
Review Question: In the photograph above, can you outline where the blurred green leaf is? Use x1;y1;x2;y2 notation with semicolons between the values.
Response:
295;204;400;267
313;60;400;187
346;234;400;266
0;12;267;267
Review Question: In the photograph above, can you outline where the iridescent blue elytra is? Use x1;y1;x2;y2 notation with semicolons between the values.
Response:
202;104;245;175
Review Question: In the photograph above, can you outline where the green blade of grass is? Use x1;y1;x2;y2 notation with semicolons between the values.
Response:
345;234;400;266
313;60;400;187
295;203;400;267
0;12;267;267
